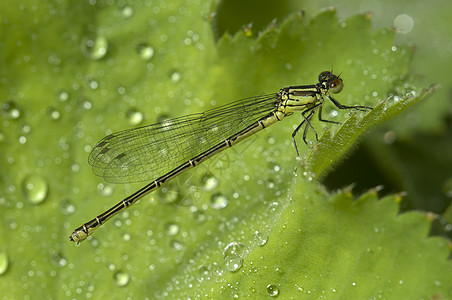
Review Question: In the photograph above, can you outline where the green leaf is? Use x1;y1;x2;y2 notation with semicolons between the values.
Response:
170;178;452;299
0;1;450;299
307;84;438;178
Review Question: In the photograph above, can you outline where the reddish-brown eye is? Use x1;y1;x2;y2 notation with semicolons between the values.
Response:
329;78;343;94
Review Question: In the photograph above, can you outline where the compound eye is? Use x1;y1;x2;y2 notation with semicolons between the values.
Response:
329;77;343;94
318;71;331;82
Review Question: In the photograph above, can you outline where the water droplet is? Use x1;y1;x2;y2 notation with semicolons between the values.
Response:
60;199;75;215
71;164;80;173
82;99;92;110
165;222;180;236
116;86;126;95
267;284;279;297
119;6;134;18
193;210;206;223
158;182;182;204
224;254;242;272
2;101;21;119
136;43;155;61
88;79;99;89
223;241;245;258
169;70;182;83
170;239;184;251
302;171;315;181
254;231;268;246
59;137;70;151
48;107;61;120
268;162;280;172
51;252;67;267
183;37;192;45
394;14;414;34
189;185;203;202
209;262;223;276
81;35;108;60
0;252;9;275
97;183;113;197
127;109;143;126
48;53;61;66
243;23;253;37
122;233;131;241
21;125;31;134
198;265;209;276
18;136;27;144
267;179;275;189
211;193;228;209
108;263;116;271
22;175;48;204
201;173;218;191
7;219;17;230
267;201;280;213
90;238;100;247
114;271;130;287
58;90;69;102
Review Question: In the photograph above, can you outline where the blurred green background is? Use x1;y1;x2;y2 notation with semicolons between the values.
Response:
1;0;451;298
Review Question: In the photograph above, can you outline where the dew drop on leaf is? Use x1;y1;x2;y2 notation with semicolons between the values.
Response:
127;109;143;126
136;43;155;61
22;175;48;204
267;201;280;213
2;101;21;120
170;239;183;251
224;254;242;272
223;241;245;258
158;182;182;204
193;210;206;223
266;284;279;297
211;193;228;209
81;35;108;60
201;173;218;191
114;271;130;287
119;6;133;19
58;90;69;102
122;233;131;241
48;107;61;120
82;99;92;110
254;231;268;246
393;14;414;34
87;79;98;90
165;222;180;236
51;252;67;267
60;198;75;215
0;252;9;275
169;70;182;83
97;183;113;197
198;265;208;276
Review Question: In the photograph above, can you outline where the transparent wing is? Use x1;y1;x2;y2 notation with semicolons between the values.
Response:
89;93;279;183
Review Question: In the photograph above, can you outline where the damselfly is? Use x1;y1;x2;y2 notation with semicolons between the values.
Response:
70;71;372;243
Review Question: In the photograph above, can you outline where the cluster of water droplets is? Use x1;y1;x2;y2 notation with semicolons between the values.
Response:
0;4;314;299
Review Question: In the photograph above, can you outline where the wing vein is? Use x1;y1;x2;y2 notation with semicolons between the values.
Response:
89;93;279;183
